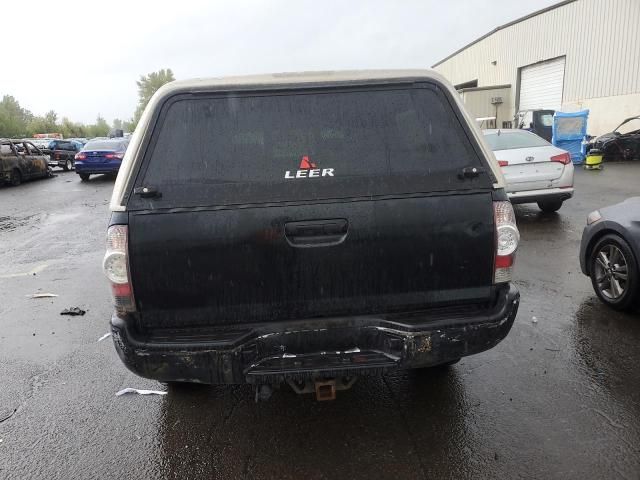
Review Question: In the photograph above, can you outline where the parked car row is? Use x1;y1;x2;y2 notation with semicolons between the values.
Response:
0;136;129;186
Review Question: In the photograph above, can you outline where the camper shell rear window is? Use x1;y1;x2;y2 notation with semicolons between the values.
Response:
130;83;490;208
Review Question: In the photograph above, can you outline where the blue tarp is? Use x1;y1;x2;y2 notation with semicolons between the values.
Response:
552;110;589;164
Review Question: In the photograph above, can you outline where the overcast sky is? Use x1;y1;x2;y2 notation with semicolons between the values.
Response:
1;0;558;124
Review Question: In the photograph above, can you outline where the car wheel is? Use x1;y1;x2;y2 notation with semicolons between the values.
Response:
538;200;563;213
64;159;73;171
79;173;90;182
9;169;21;186
589;234;639;311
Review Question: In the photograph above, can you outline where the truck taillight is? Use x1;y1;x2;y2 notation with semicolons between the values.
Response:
103;225;136;313
494;201;519;283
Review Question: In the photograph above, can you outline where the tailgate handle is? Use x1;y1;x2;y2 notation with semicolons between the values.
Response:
133;186;162;198
285;219;348;247
458;166;485;179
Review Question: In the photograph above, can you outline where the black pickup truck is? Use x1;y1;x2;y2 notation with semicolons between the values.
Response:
105;70;520;400
47;139;81;171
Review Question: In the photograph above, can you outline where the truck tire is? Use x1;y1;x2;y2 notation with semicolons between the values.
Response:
538;200;563;213
64;159;73;171
10;169;21;186
79;173;90;182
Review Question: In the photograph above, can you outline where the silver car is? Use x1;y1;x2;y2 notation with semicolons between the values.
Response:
484;129;574;212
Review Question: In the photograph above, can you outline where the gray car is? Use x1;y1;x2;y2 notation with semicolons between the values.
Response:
580;197;640;311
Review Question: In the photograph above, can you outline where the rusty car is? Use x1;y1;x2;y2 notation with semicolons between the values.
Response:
589;115;640;162
1;139;51;186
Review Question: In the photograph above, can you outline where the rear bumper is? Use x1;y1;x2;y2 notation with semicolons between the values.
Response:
508;187;574;205
110;284;520;384
75;161;120;174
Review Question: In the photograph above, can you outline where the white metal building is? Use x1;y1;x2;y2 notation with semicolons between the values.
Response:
433;0;640;136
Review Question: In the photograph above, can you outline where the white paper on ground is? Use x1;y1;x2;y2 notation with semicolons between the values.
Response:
116;388;167;397
97;332;112;342
27;293;58;298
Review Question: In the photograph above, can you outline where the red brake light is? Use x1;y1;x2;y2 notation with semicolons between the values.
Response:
495;254;514;268
75;152;86;160
105;153;124;159
498;160;509;167
550;152;571;165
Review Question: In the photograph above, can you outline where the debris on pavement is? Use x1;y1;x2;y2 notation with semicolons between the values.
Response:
116;388;167;397
60;307;86;316
0;409;17;424
27;293;58;298
97;332;112;342
532;316;538;323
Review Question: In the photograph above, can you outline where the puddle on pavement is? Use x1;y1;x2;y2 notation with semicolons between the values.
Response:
0;212;80;232
0;214;40;232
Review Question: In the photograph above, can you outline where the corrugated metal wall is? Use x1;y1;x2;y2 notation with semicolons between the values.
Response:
434;0;640;105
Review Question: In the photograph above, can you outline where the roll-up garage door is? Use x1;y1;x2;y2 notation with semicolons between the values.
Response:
519;57;565;111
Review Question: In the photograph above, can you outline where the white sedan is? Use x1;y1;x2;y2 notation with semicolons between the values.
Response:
483;129;574;212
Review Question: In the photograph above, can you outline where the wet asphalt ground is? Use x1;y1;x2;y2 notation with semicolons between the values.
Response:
0;165;638;480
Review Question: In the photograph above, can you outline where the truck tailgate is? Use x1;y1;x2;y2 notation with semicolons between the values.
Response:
129;193;495;328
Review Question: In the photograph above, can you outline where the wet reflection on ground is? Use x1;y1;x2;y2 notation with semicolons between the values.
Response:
158;368;470;479
573;297;640;410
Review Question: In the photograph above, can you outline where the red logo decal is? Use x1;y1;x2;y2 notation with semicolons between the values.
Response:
299;155;317;169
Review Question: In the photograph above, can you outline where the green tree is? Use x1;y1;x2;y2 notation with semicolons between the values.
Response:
133;68;175;127
0;95;31;137
122;119;136;133
87;115;110;138
44;110;58;131
59;117;86;138
26;110;59;137
112;118;123;130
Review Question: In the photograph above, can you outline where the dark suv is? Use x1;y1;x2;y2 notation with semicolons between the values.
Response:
105;70;520;399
